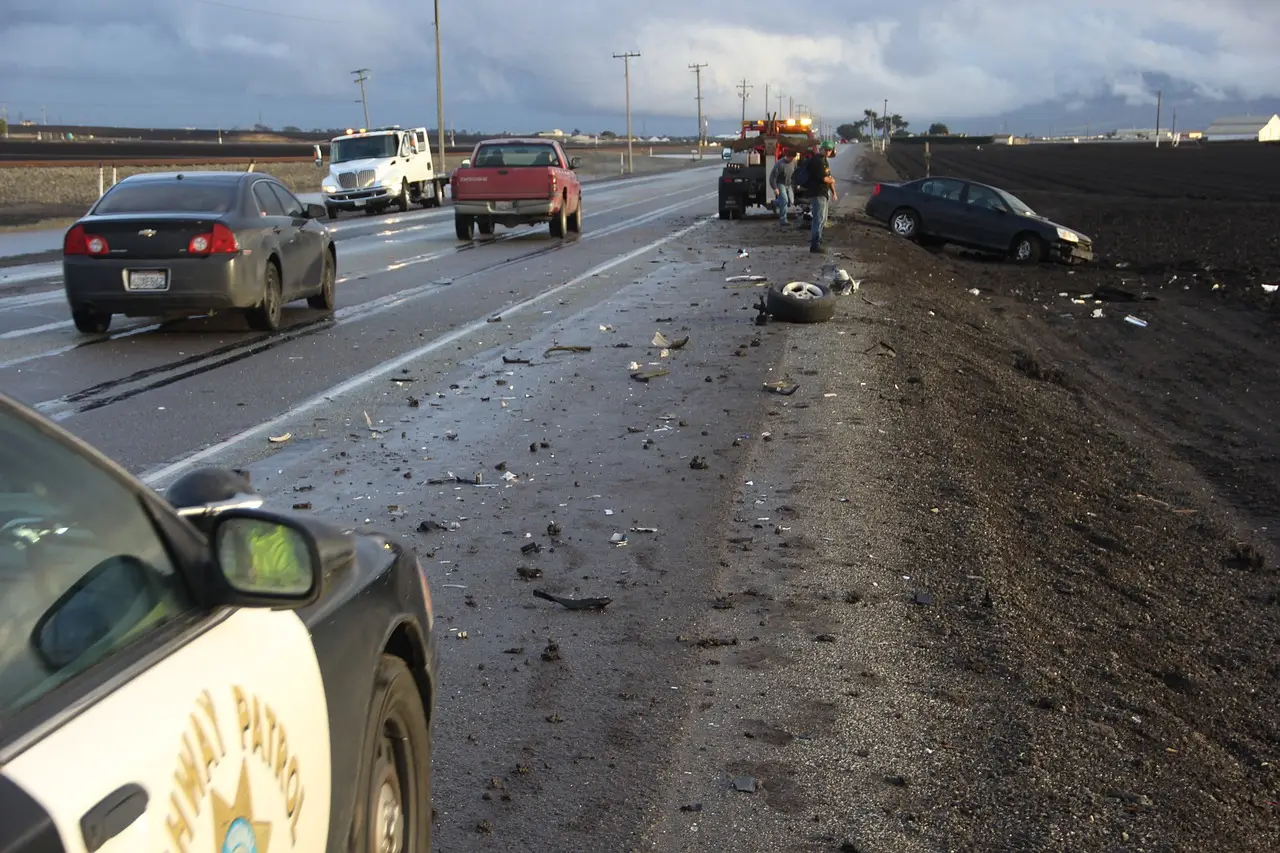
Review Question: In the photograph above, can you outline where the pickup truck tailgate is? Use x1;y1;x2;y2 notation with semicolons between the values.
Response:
452;168;555;201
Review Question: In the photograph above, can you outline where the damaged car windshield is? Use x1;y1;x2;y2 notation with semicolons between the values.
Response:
332;134;398;163
998;188;1036;216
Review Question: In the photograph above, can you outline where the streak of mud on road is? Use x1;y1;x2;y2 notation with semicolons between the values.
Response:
800;151;1279;851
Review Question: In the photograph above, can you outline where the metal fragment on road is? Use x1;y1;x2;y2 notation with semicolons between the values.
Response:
268;432;292;443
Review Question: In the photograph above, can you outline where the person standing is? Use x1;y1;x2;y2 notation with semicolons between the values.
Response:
803;141;838;253
769;151;799;225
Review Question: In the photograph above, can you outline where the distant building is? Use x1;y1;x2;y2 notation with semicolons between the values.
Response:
535;129;566;138
1204;114;1280;142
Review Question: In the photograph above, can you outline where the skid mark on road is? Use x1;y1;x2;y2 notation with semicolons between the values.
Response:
139;213;717;486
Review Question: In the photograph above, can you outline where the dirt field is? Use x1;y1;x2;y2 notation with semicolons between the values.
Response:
0;150;704;231
802;144;1280;850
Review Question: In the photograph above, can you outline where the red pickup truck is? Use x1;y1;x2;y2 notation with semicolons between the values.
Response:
450;138;584;241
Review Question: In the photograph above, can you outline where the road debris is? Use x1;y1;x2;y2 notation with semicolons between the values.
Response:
532;589;613;611
651;331;689;349
545;345;592;356
689;455;709;470
503;355;531;365
763;381;800;396
631;368;670;382
268;432;292;443
725;274;767;283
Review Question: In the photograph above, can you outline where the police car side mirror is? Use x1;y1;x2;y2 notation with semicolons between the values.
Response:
207;510;353;609
31;555;160;671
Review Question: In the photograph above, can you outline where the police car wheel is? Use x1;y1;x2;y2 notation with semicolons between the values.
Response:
358;654;432;853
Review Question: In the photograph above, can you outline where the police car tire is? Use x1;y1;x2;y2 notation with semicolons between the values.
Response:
355;654;432;853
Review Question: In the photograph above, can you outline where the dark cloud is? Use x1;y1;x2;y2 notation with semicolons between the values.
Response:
2;0;1277;135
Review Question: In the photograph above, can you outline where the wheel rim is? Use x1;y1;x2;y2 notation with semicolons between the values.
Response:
782;281;824;300
369;720;411;853
266;269;281;322
1017;239;1033;261
323;254;335;300
892;213;914;236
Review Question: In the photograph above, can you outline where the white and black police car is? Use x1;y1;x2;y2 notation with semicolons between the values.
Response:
0;392;437;852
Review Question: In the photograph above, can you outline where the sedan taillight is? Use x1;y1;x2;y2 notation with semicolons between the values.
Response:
64;224;109;256
188;223;239;255
872;183;882;196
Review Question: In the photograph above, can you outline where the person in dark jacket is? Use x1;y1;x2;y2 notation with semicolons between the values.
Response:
803;141;838;252
768;151;799;225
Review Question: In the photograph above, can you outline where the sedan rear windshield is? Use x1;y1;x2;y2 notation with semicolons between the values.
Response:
472;144;561;167
94;182;237;215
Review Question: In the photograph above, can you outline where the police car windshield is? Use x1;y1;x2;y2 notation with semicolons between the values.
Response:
332;134;398;163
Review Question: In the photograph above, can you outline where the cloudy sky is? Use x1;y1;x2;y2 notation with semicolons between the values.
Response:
3;0;1279;135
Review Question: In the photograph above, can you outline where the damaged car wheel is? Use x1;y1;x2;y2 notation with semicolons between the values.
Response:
765;280;837;324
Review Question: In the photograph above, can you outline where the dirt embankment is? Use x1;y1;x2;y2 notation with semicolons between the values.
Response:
800;149;1280;851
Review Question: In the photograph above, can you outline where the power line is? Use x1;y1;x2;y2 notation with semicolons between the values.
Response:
185;0;344;23
689;63;707;152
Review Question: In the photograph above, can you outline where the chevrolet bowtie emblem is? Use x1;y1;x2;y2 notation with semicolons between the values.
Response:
138;229;157;237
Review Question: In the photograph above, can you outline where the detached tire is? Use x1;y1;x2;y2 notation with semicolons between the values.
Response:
353;654;432;853
765;281;837;324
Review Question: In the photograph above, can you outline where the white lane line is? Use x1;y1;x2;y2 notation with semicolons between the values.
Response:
1;185;710;342
139;213;717;487
0;263;61;285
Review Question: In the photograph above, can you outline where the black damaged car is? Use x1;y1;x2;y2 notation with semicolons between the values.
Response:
864;176;1094;265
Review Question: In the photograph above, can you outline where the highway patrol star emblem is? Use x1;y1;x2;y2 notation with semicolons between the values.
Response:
212;759;273;853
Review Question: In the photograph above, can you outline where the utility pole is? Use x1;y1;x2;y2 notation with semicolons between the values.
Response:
737;78;752;124
434;0;447;168
689;63;707;153
883;98;889;150
776;91;785;116
1171;108;1177;142
1154;89;1163;148
788;96;793;116
351;69;371;128
613;51;640;174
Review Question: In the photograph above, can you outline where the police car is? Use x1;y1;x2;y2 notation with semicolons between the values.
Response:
0;392;437;852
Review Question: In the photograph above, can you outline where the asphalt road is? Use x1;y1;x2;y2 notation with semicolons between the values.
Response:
0;151;890;850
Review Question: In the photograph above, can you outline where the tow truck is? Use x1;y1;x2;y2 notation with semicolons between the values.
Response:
320;125;450;219
718;115;819;220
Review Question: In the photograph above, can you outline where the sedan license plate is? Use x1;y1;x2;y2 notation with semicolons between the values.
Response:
493;201;514;211
125;270;169;291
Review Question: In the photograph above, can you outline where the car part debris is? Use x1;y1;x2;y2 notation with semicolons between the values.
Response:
1124;315;1148;328
765;281;837;324
533;589;613;611
610;532;628;546
737;248;749;258
544;345;592;355
863;340;897;358
651;331;689;349
689;455;710;470
1263;283;1279;293
516;566;543;580
630;526;658;533
726;274;767;282
521;541;542;554
547;520;563;537
268;432;292;443
732;776;758;793
763;381;800;396
503;355;531;364
631;368;669;382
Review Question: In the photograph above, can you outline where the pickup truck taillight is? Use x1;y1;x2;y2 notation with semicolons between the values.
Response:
549;173;558;199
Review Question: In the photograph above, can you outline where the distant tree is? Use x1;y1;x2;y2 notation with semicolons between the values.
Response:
572;128;581;135
927;122;950;135
600;130;617;139
282;125;301;133
835;122;860;140
252;122;272;132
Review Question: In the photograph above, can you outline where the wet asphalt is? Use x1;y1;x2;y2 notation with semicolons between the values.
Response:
1;149;917;850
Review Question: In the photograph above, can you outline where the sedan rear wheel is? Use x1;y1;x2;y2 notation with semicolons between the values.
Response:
71;306;112;334
307;249;336;311
890;208;919;239
247;261;283;332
